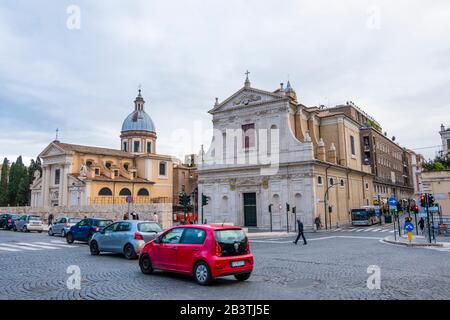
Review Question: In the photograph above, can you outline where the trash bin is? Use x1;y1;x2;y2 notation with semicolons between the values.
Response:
384;215;392;223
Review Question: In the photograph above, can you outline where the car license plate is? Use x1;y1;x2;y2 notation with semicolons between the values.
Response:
231;260;245;267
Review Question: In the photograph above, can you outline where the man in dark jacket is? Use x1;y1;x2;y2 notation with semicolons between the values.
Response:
293;219;307;245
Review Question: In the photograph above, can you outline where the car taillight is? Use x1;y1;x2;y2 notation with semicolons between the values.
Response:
215;242;222;257
92;227;99;232
134;232;144;241
66;223;70;227
7;219;12;224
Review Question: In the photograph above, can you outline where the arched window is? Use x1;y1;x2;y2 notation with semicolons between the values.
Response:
123;163;130;171
317;176;323;185
340;179;345;187
105;162;112;170
86;160;93;167
119;188;132;196
329;178;334;186
137;188;149;196
98;187;113;196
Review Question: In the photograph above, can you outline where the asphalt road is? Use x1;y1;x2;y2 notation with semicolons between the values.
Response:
0;227;449;300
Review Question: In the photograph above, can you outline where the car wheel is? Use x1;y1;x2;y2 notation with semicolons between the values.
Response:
123;244;137;260
38;230;42;233
87;234;93;243
13;225;17;232
61;229;66;238
194;261;212;285
48;228;54;236
234;272;251;282
66;233;74;244
22;226;28;233
90;240;100;255
139;254;154;274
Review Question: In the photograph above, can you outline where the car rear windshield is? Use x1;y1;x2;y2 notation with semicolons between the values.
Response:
11;214;20;219
138;222;162;233
69;218;82;224
29;216;41;221
215;229;246;244
96;220;113;227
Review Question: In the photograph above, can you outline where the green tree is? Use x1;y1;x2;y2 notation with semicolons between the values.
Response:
7;156;28;206
0;158;9;206
16;175;30;206
28;157;42;184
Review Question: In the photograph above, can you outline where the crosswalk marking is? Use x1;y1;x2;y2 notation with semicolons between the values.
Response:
0;247;21;252
0;243;42;251
16;242;62;250
34;242;75;248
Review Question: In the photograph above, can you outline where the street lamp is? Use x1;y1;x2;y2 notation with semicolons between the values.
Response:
324;182;335;230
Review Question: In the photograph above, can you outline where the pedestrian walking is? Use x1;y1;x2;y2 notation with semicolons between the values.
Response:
314;216;321;231
293;219;307;245
123;212;129;220
418;217;425;234
153;212;158;223
48;213;54;226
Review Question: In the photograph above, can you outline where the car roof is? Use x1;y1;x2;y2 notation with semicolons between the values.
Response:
172;224;243;231
115;220;156;224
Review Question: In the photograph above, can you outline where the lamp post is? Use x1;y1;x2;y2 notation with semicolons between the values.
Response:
324;183;335;230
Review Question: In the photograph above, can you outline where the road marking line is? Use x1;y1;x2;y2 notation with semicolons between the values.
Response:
380;229;390;232
332;228;342;232
0;243;41;251
364;228;376;231
34;242;77;248
0;247;21;252
371;228;382;232
389;230;395;233
356;229;365;232
16;242;62;250
50;240;68;244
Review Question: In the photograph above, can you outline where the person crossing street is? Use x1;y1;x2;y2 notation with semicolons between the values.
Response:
293;219;307;245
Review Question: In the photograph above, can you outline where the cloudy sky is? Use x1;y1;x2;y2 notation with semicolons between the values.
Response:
0;0;449;165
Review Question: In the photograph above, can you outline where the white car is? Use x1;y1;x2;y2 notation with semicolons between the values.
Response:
13;215;44;233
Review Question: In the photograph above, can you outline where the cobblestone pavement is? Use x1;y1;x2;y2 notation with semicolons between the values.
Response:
0;229;449;300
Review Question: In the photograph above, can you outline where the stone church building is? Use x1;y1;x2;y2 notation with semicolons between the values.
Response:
30;90;173;213
198;75;374;230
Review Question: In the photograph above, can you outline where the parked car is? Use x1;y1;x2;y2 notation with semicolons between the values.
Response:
139;224;253;285
48;216;82;237
0;213;21;230
66;218;114;244
13;215;44;233
90;220;162;259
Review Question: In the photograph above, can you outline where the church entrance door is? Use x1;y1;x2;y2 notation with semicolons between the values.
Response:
243;193;257;227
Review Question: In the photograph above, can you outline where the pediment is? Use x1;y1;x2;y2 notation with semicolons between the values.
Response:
39;142;67;158
209;87;284;114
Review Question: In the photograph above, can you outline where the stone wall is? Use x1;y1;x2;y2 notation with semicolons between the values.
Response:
0;204;173;229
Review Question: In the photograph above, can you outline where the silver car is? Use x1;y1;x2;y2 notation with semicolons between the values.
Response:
48;216;82;237
13;215;43;233
90;220;162;259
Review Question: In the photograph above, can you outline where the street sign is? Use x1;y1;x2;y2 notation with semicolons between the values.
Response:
126;196;133;204
388;197;397;206
429;206;439;213
389;205;397;211
405;222;414;232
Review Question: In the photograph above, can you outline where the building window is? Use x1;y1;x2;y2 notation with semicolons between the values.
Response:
242;123;255;149
123;141;128;152
317;176;323;185
98;187;113;196
329;178;334;186
114;170;119;177
147;141;152;153
54;169;60;185
159;161;167;176
86;161;93;167
350;135;356;156
134;141;140;153
137;188;149;196
124;163;129;171
95;168;100;176
105;162;112;170
447;139;450;150
119;188;132;196
365;183;369;190
340;179;345;187
181;185;185;192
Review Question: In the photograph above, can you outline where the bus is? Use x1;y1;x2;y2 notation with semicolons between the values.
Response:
351;207;380;226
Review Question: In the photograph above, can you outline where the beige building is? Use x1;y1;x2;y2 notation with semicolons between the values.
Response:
198;76;374;230
173;156;198;221
30;90;173;210
421;171;450;215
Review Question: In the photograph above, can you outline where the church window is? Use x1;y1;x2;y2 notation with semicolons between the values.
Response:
105;162;112;170
123;141;128;152
340;179;345;187
350;135;356;156
124;163;129;171
159;161;167;176
114;170;119;177
119;188;132;196
134;141;140;153
242;123;255;149
54;169;60;185
317;176;323;185
147;142;152;153
137;188;149;196
86;161;92;167
95;168;100;176
329;178;334;186
98;187;113;196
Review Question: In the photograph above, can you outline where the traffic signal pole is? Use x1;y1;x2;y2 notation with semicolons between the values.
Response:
426;193;432;244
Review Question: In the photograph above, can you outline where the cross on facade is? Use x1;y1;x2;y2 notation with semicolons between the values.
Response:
55;128;59;141
245;70;250;79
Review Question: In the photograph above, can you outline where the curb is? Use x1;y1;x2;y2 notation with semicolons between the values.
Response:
382;237;443;247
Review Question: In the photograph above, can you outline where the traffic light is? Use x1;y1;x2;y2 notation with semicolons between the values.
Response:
179;192;191;207
286;203;290;212
201;194;209;206
268;204;273;213
428;194;435;207
420;194;426;207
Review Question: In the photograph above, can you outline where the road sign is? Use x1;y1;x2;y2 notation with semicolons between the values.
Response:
388;197;397;206
389;205;397;211
126;196;133;204
405;222;414;232
429;206;439;213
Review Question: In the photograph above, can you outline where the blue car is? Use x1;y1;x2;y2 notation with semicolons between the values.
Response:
66;218;114;244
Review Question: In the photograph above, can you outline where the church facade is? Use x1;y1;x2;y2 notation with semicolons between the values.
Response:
197;75;374;230
30;90;173;208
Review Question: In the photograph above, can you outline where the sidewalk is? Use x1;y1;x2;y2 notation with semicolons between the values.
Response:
382;235;450;247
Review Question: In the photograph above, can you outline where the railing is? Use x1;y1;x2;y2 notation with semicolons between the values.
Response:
89;196;172;205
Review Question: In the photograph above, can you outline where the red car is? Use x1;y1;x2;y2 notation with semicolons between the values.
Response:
139;224;253;285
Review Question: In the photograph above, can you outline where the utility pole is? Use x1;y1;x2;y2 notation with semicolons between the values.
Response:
426;193;432;244
268;204;273;232
286;203;290;233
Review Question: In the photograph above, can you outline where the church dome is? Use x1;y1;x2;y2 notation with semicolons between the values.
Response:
121;89;156;133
